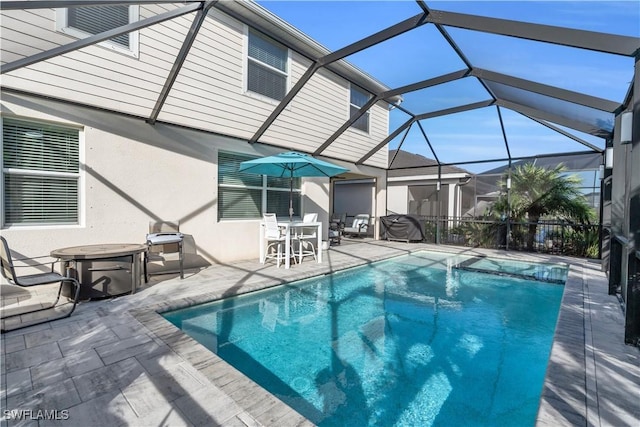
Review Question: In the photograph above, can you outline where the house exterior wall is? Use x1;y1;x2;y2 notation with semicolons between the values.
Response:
333;181;374;219
387;184;408;215
1;92;386;267
0;5;390;169
387;176;468;218
0;4;392;267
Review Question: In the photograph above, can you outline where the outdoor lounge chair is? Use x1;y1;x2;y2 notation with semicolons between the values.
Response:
0;236;80;333
343;214;370;237
144;221;184;282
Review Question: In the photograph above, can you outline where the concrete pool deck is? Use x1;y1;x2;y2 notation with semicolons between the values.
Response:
1;241;638;426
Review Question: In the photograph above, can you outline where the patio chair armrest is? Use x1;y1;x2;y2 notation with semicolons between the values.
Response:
13;256;59;272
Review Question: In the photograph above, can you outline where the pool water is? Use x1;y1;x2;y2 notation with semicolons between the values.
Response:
454;256;568;284
163;251;565;426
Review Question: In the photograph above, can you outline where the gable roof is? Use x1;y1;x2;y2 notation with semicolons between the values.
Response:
480;152;602;175
388;149;470;177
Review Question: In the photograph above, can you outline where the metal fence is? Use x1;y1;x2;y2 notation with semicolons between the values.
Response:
419;216;601;258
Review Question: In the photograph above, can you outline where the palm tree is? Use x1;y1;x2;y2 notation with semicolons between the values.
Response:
490;163;594;251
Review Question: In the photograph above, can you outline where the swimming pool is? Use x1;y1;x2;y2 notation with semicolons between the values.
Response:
163;251;566;426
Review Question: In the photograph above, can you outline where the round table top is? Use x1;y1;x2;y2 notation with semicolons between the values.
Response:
51;243;147;260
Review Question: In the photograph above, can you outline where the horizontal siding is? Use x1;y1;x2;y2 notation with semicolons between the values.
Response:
2;67;156;111
157;11;271;140
0;11;70;57
1;5;390;165
323;101;390;168
261;55;388;162
1;5;193;117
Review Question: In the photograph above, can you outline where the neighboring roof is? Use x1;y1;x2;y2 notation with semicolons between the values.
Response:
480;152;602;175
388;149;470;177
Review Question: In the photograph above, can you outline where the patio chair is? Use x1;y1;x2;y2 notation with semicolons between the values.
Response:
144;220;184;283
343;214;370;237
263;213;288;268
329;213;346;245
294;213;318;263
0;236;80;333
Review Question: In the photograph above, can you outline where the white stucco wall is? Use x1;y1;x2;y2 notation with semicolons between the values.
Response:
387;184;408;215
1;93;385;270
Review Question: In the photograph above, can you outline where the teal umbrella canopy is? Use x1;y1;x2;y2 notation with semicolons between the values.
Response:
238;151;348;178
238;151;348;220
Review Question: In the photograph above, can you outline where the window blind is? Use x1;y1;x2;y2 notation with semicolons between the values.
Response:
218;187;262;219
267;190;300;216
3;119;79;173
218;152;301;220
350;87;370;132
2;118;80;226
247;63;287;101
351;105;370;132
247;30;287;101
248;31;287;72
4;175;78;225
68;6;130;48
267;175;300;189
218;151;262;187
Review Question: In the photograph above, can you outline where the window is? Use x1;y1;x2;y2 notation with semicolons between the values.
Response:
2;118;81;226
57;6;139;56
247;30;288;101
350;86;371;133
218;152;300;220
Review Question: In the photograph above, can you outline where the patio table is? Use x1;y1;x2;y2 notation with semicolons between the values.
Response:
259;220;322;269
51;243;147;299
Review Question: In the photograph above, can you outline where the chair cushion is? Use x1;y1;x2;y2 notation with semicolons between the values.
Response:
147;232;184;245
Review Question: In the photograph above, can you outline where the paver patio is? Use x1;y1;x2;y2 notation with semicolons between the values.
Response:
1;241;638;426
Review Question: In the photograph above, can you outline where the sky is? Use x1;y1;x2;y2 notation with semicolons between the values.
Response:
255;1;639;173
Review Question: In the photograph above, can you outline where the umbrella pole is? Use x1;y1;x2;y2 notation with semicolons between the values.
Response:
289;169;294;221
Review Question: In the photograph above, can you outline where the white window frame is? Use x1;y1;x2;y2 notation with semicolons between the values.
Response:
56;6;140;58
242;26;290;104
1;116;85;229
349;84;371;134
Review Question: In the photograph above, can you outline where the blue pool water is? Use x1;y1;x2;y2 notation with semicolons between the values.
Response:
163;252;565;426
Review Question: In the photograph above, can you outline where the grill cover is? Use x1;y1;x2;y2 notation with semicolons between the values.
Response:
380;215;424;242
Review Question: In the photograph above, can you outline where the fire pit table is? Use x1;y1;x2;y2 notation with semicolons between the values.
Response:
51;243;147;300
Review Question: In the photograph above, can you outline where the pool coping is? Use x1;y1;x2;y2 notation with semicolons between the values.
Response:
128;246;596;426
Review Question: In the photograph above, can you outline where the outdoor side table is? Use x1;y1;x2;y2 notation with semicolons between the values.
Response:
51;243;147;300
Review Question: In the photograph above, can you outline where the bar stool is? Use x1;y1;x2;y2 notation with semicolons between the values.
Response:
294;213;318;263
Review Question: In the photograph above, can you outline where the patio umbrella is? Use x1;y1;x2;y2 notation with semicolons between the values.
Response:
238;151;348;220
